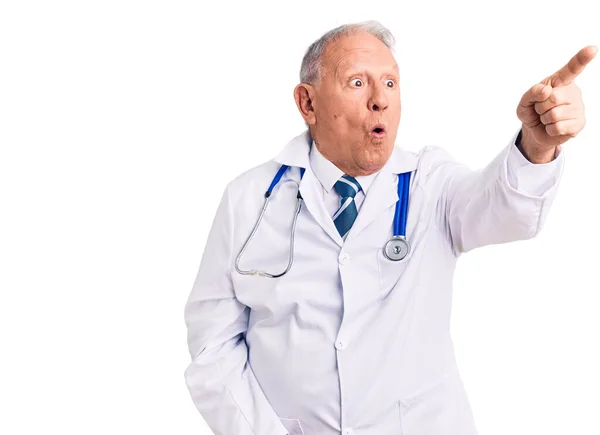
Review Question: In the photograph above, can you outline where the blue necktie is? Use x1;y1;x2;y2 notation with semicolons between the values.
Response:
333;174;362;238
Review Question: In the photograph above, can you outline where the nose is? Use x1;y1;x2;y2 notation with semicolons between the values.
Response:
368;82;389;112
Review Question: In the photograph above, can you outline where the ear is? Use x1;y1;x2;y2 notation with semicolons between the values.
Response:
293;83;317;125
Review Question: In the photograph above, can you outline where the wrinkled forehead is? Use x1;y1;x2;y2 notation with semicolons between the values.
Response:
321;32;398;78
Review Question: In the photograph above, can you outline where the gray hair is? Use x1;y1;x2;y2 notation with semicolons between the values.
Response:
299;20;396;85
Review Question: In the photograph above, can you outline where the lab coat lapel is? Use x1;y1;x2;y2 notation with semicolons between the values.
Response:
273;130;344;248
299;168;344;247
345;147;419;244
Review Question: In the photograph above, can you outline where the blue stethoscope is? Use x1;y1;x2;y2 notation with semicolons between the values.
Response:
234;165;411;278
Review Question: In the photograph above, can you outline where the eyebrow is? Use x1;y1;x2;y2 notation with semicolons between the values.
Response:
340;69;399;80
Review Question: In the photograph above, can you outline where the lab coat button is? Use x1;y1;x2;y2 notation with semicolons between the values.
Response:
339;252;351;265
335;340;347;350
343;428;354;435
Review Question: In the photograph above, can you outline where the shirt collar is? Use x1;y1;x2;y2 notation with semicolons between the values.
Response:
309;140;379;194
309;140;342;193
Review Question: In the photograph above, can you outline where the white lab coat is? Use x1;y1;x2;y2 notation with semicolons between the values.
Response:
184;129;564;435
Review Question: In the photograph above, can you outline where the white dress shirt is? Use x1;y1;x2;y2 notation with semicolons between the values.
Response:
309;141;379;217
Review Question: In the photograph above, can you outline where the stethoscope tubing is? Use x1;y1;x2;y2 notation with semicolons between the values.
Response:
236;165;411;277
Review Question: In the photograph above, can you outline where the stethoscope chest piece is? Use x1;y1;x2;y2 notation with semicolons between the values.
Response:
383;236;410;261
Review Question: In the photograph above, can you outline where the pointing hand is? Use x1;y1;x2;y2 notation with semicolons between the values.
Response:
516;45;597;163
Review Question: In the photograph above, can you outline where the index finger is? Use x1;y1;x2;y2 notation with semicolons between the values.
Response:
550;45;598;87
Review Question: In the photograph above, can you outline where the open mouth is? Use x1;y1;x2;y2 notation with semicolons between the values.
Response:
371;125;386;137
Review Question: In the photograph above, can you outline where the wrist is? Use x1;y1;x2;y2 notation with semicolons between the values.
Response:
517;128;557;164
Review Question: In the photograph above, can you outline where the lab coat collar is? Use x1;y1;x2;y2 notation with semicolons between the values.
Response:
273;129;419;175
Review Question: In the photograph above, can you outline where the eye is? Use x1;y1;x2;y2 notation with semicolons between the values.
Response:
386;79;396;88
351;78;363;87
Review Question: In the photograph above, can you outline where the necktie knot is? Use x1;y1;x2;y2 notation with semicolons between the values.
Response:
334;175;362;199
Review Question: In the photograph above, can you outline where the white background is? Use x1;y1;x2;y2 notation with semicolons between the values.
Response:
1;0;598;434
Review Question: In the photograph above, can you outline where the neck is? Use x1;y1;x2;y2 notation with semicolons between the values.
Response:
313;140;381;177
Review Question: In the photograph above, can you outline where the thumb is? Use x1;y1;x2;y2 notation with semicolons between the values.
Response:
517;83;552;125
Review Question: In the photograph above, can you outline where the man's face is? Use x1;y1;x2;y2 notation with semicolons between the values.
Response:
304;31;401;176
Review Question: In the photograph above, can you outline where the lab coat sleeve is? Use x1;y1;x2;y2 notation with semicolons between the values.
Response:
506;130;563;197
183;184;288;435
438;128;565;255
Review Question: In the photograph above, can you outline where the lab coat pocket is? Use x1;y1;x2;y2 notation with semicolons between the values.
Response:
279;417;305;435
398;370;477;435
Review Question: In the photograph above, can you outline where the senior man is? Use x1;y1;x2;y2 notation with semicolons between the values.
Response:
184;21;596;435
